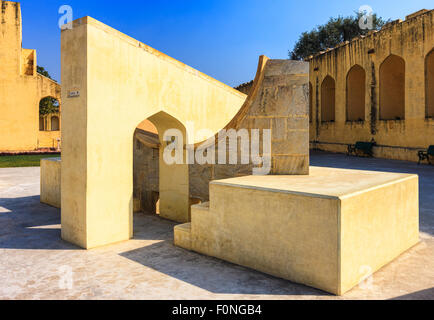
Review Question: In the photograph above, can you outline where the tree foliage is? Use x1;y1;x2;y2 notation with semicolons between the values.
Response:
39;97;59;116
289;12;389;60
37;66;52;79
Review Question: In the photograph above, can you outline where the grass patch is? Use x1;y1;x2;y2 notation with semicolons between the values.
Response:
0;154;60;168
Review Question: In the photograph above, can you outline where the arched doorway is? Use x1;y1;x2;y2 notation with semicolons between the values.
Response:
133;119;159;215
426;49;434;118
321;76;335;122
346;65;366;121
39;96;60;131
380;55;405;120
133;111;190;224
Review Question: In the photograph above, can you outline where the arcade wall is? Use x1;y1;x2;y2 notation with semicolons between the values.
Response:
308;9;434;162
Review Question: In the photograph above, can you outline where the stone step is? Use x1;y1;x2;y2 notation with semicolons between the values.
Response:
174;168;420;295
174;223;192;250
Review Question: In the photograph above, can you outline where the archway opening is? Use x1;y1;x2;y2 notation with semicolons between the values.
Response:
133;119;159;215
133;112;190;223
426;49;434;118
346;65;366;121
380;55;405;120
39;96;60;131
321;76;335;122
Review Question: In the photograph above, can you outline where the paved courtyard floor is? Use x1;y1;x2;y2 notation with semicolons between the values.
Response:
0;151;433;300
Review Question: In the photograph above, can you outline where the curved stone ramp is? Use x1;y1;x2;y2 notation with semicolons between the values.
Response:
188;56;310;202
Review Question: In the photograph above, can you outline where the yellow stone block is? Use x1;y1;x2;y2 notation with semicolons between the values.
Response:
175;167;420;295
40;158;61;208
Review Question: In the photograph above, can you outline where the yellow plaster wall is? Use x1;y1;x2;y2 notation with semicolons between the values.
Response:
0;1;61;152
60;19;89;249
61;17;247;249
308;10;434;162
37;131;61;149
176;167;419;295
339;175;419;294
192;181;340;294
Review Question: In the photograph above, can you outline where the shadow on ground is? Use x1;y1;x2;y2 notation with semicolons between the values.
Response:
0;193;328;296
391;287;434;300
123;213;329;296
0;196;77;250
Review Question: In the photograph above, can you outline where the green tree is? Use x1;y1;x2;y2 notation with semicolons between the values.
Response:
39;97;59;116
37;66;52;79
289;12;389;60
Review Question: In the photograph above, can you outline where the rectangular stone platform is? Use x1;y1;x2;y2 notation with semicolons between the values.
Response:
40;158;61;208
174;167;420;295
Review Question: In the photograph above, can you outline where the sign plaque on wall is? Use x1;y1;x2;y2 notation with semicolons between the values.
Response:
68;90;80;98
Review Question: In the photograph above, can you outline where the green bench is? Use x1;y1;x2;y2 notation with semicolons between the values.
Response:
348;141;376;157
418;145;434;165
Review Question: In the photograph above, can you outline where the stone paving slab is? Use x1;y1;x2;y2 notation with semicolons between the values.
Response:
0;152;433;300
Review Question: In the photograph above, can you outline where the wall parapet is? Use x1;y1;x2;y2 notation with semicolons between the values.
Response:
306;9;434;62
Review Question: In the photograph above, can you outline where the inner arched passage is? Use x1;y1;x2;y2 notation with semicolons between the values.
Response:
346;65;366;121
426;49;434;118
39;96;60;131
380;55;405;120
133;111;190;224
51;116;60;131
321;76;336;122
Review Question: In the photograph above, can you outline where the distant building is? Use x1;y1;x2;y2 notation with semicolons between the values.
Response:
0;1;61;152
307;9;434;162
235;10;434;162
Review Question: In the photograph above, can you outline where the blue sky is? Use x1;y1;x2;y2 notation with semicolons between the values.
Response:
19;0;433;86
